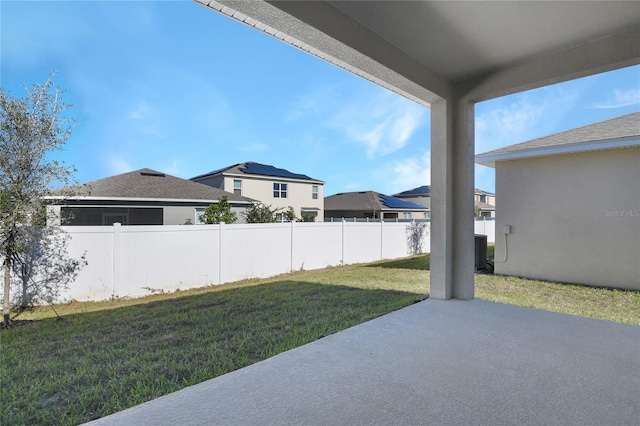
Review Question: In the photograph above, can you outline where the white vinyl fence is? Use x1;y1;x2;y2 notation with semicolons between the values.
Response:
3;220;494;303
474;219;495;243
54;221;435;301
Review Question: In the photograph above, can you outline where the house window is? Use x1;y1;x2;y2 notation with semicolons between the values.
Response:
403;212;411;220
195;208;205;225
273;182;287;198
312;185;318;200
233;179;242;196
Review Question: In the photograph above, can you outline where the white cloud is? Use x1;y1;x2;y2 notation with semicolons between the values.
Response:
331;91;426;158
285;97;320;122
344;183;361;190
389;151;431;193
283;84;339;122
475;85;581;153
591;89;640;109
107;156;133;175
162;159;180;176
237;143;269;153
128;101;150;120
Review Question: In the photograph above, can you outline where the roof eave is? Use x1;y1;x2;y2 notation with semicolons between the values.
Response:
475;136;640;168
43;196;255;205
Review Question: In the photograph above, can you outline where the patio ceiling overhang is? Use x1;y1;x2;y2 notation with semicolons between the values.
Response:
194;0;640;300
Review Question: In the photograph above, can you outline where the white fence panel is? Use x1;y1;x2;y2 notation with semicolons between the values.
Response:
292;222;343;270
117;225;220;298
343;222;383;264
474;219;495;243
381;222;410;259
61;227;114;301
221;223;292;283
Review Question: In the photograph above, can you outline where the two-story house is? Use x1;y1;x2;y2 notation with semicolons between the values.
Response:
393;186;431;218
474;188;496;218
191;162;324;221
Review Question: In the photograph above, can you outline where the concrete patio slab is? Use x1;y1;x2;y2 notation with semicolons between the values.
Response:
87;299;640;425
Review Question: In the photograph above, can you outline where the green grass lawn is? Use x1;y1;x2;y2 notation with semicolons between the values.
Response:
2;252;638;425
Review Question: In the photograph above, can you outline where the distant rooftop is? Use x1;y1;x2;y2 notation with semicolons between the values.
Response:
395;186;493;198
325;191;429;211
475;188;495;196
476;112;640;167
192;162;324;183
53;168;254;203
394;186;431;197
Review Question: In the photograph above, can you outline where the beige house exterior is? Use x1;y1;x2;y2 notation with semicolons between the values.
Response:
191;162;324;221
474;189;495;218
476;113;640;290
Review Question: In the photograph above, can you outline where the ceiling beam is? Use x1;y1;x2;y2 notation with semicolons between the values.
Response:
456;26;640;103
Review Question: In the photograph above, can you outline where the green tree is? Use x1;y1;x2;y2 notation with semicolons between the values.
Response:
243;204;299;223
1;72;79;326
198;195;237;224
244;203;278;223
11;226;86;312
283;206;298;222
301;214;316;222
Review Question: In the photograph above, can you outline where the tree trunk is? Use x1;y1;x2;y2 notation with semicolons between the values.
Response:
21;264;29;309
3;255;11;326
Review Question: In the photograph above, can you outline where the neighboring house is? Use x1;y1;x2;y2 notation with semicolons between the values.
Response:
191;162;324;221
474;188;496;218
46;168;255;226
394;185;495;218
393;186;431;218
324;191;429;221
476;112;640;290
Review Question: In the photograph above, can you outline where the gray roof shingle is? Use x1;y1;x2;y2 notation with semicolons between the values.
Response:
69;169;254;203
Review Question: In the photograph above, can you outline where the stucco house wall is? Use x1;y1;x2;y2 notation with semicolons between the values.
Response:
221;175;323;219
163;205;249;225
196;176;225;190
494;146;640;290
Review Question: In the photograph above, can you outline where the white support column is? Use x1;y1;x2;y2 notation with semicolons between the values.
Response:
430;98;475;300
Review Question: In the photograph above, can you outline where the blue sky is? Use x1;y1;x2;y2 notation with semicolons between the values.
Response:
2;1;639;196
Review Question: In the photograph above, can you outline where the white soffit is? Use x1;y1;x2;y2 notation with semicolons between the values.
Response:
329;1;640;83
195;0;640;104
